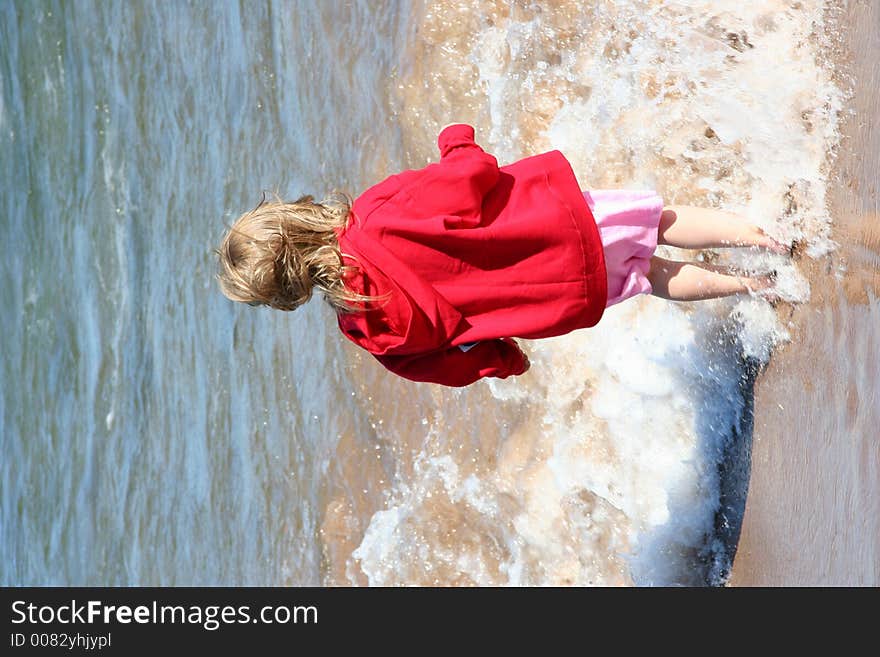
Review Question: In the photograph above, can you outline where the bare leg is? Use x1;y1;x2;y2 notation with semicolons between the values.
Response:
658;206;789;253
647;256;774;302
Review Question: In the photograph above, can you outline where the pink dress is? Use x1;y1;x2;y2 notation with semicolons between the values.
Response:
583;190;663;307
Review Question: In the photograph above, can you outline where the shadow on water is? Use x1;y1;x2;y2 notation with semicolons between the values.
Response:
638;305;764;587
686;313;763;586
709;354;759;586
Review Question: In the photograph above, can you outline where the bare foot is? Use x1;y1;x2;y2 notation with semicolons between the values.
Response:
744;273;776;293
753;228;791;255
759;289;786;307
745;271;785;305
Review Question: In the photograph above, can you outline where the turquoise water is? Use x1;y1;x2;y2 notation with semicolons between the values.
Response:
0;0;412;585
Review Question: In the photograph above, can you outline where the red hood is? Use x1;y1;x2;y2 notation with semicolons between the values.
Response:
335;227;465;356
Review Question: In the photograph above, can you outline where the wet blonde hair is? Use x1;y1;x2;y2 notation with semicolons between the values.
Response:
216;192;380;313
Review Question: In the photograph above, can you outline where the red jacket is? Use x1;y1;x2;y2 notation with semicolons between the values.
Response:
335;124;607;386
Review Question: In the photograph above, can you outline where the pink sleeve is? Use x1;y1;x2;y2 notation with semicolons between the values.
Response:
374;338;528;387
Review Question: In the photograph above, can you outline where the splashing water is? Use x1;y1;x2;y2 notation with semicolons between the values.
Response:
339;0;845;586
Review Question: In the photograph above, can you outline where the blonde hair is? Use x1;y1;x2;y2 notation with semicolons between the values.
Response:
216;192;381;313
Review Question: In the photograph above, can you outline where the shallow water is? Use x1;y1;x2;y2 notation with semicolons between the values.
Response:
1;0;851;586
0;0;413;585
730;0;879;586
330;0;847;586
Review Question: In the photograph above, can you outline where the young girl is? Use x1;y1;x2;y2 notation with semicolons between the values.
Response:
217;124;788;387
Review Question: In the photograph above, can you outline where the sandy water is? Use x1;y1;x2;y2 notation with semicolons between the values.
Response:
1;0;856;586
730;0;879;586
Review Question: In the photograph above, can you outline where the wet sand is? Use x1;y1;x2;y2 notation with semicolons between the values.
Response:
729;1;880;586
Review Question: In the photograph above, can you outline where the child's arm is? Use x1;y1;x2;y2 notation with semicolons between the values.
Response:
374;338;529;387
415;123;500;227
437;123;496;163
